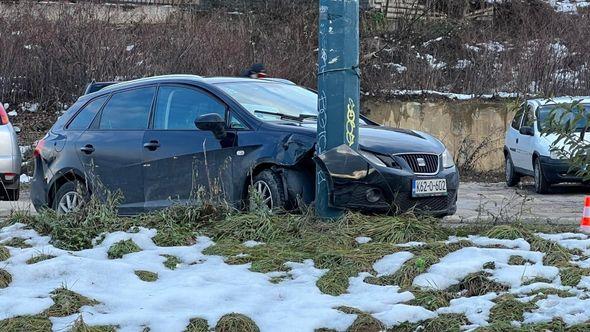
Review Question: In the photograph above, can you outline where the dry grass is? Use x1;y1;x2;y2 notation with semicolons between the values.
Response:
215;313;259;332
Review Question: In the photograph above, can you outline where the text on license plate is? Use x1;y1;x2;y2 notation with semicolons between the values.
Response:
412;179;447;197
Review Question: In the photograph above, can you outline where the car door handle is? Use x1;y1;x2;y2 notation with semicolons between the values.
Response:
80;144;95;154
516;138;519;144
143;140;160;151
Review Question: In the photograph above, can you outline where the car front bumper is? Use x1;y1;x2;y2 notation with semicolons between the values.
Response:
315;145;459;216
539;156;584;184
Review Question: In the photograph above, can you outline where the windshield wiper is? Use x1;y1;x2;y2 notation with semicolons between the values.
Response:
254;110;317;122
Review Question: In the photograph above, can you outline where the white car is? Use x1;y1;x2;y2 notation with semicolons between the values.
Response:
504;97;590;194
0;103;21;201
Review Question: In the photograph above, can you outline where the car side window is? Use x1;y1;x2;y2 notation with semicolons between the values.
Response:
67;96;107;130
229;114;247;129
99;87;155;130
511;105;525;130
154;86;226;130
523;107;535;128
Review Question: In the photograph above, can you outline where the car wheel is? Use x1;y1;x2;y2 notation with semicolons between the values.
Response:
251;170;287;211
505;154;521;187
53;181;86;214
534;158;550;194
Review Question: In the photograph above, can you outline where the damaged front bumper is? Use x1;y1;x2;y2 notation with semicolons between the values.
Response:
315;145;459;216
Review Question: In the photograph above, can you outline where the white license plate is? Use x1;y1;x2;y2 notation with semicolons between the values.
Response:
412;179;447;197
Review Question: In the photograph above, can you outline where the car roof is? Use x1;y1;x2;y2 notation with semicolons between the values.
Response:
81;75;296;100
528;96;590;108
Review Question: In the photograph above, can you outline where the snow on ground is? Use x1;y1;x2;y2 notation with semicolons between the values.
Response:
3;224;590;331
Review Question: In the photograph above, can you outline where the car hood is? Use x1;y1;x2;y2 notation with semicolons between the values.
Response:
270;122;445;155
541;133;590;154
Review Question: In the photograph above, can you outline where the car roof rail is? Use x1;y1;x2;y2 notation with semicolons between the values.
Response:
84;81;117;95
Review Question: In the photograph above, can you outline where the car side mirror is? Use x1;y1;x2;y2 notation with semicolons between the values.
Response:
519;126;534;136
195;113;227;139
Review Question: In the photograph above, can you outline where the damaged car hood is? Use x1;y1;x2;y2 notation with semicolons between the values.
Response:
270;122;445;155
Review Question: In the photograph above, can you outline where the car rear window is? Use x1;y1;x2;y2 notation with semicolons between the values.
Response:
67;96;107;130
99;87;155;130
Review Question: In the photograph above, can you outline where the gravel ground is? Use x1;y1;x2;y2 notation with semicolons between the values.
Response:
1;183;587;224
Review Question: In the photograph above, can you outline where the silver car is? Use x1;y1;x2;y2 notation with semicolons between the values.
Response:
0;103;21;201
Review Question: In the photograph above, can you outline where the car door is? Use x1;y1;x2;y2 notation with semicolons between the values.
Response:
515;105;536;172
77;86;155;215
506;103;525;169
142;84;237;210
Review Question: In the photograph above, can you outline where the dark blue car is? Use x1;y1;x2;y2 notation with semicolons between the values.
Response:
31;75;459;216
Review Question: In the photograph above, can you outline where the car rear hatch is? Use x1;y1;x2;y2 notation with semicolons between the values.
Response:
0;104;17;174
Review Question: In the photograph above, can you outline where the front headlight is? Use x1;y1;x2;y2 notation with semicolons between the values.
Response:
360;150;387;167
442;149;455;168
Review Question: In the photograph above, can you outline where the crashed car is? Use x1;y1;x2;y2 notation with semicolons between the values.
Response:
31;75;459;216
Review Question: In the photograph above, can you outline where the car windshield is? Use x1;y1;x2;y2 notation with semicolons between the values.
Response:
217;81;367;124
538;105;590;132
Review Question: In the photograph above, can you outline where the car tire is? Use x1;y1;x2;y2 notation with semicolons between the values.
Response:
505;154;521;187
52;180;86;214
251;170;287;212
534;158;551;194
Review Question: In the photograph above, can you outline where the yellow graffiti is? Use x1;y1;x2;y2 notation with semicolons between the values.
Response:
346;98;356;146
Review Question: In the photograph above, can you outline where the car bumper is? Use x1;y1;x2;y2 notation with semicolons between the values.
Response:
30;157;49;211
315;145;459;217
539;156;584;183
0;155;20;191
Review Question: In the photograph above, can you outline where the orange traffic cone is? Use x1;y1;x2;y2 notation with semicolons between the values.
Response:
581;196;590;233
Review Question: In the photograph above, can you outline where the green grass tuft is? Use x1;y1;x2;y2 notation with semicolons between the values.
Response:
485;225;530;240
0;246;9;261
184;318;209;332
0;269;12;288
0;315;52;332
26;254;56;265
70;316;117;332
397;313;469;332
346;312;384;332
44;288;100;317
107;239;141;259
407;288;457;311
163;255;182;270
507;255;534;265
135;270;158;282
2;237;31;248
215;313;260;332
346;213;446;244
489;294;537;323
560;266;590;287
453;271;508;297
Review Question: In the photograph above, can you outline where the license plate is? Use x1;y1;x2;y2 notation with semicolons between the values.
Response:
412;179;447;197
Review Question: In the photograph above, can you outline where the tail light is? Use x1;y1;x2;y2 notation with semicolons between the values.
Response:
34;139;46;158
256;72;268;79
0;103;8;125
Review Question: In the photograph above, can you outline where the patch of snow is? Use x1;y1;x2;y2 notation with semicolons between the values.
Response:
396;241;425;248
126;44;135;52
550;42;569;59
479;41;506;53
21;102;39;113
384;63;407;73
465;44;481;52
422;36;444;47
385;89;521;101
0;224;434;331
19;174;30;184
7;111;17;117
524;295;590;326
243;240;264;248
355;236;372;244
454;59;472;69
373;252;414;277
413;247;544;290
437;292;498;326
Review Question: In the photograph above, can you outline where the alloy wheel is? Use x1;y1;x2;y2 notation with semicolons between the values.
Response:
57;191;84;214
253;180;273;209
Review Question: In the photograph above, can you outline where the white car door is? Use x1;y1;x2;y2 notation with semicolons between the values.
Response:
506;104;525;168
515;105;536;172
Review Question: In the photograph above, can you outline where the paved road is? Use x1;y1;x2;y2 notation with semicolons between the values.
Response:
1;183;587;224
445;181;588;225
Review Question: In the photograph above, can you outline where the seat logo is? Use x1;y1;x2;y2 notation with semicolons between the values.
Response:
417;158;426;167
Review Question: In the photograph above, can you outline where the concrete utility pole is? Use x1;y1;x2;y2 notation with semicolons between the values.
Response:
316;0;361;219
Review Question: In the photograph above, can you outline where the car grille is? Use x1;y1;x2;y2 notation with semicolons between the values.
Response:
398;153;439;174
